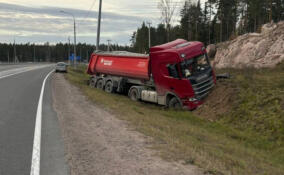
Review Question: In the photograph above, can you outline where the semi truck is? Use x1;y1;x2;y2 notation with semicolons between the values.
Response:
87;39;216;110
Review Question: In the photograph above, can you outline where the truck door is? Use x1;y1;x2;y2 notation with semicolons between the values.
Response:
151;52;193;100
166;63;192;98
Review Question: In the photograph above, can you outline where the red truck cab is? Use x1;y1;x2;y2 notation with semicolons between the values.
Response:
150;39;216;109
87;39;216;110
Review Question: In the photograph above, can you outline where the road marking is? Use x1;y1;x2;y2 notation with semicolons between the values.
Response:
0;65;52;80
30;70;54;175
0;69;33;79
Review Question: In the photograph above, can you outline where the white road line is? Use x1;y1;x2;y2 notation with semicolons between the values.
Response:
0;69;33;80
0;65;52;80
30;70;54;175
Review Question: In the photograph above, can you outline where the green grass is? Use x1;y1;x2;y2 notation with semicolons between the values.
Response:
65;64;284;175
217;64;284;148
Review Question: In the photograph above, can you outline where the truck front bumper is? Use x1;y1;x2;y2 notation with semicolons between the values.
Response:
182;100;204;111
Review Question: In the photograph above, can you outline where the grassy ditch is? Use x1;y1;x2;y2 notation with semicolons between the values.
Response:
65;64;284;175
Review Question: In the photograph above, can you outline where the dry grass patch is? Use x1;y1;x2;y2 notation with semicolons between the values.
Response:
65;65;284;175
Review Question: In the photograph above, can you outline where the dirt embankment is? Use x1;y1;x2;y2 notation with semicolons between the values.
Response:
194;79;236;121
213;21;284;69
52;73;204;175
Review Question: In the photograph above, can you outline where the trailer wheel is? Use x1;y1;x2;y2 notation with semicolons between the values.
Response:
168;97;182;109
89;78;96;88
105;81;114;93
96;79;104;90
129;87;139;101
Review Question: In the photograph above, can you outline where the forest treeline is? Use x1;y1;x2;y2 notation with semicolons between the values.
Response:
0;42;131;63
0;0;283;62
132;0;284;53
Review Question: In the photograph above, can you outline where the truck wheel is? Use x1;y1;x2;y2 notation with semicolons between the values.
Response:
129;88;139;101
96;79;104;90
105;81;114;93
168;97;182;109
89;78;96;88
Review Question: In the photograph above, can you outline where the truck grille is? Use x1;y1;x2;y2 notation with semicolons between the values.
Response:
190;70;214;100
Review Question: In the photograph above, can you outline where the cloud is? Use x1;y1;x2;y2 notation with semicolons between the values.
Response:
0;2;148;44
0;0;192;45
0;2;145;21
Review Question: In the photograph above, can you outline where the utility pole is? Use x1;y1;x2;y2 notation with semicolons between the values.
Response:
33;43;36;63
49;45;51;62
80;47;82;64
7;51;9;63
13;39;16;64
68;37;70;65
74;17;77;68
86;50;89;62
147;22;152;49
60;10;77;68
107;40;111;51
96;0;103;51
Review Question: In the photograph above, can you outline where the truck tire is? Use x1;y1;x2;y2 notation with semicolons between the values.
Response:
105;81;114;93
89;78;96;88
168;97;182;109
128;87;139;101
96;79;104;90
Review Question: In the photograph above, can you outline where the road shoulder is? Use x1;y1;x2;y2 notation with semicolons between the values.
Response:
41;73;69;175
52;73;204;175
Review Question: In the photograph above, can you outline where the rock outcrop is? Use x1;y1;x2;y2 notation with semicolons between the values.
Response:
213;21;284;69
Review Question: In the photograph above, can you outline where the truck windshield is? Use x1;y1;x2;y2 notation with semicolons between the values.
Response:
180;54;210;78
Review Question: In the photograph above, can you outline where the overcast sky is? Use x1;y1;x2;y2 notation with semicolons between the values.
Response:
0;0;203;45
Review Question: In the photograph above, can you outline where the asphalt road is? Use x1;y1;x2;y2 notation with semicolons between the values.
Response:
0;64;69;175
0;63;41;72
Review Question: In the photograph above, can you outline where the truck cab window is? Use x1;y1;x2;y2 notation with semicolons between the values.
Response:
167;64;179;78
181;61;192;78
180;54;210;78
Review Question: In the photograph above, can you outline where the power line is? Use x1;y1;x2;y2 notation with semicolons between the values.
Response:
80;0;97;23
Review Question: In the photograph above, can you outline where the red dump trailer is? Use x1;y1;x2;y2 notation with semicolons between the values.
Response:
87;39;216;110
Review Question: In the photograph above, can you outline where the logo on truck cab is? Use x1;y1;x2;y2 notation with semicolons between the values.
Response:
101;58;113;66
